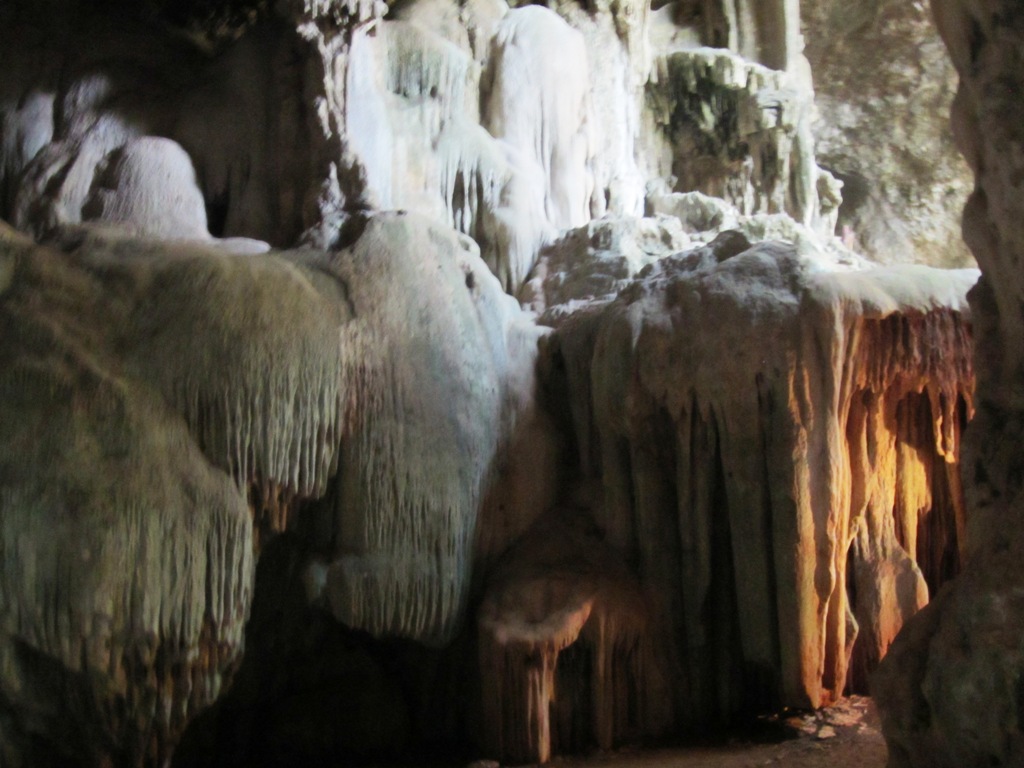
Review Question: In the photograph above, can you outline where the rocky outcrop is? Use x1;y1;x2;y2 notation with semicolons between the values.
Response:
520;214;690;317
646;46;838;236
873;3;1024;766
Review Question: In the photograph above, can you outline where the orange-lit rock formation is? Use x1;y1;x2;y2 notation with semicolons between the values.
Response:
478;508;647;763
874;3;1024;767
527;237;975;757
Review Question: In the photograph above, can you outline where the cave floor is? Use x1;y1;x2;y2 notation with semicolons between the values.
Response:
548;696;886;768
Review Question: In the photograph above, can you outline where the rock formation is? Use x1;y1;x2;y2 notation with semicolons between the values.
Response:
801;0;974;269
478;507;647;764
0;212;540;765
0;0;985;766
487;232;973;763
873;3;1024;767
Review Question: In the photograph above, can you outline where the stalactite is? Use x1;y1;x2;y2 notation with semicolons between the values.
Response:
478;508;647;764
0;213;546;763
530;240;977;762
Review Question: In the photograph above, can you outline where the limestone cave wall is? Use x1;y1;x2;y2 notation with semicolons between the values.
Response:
800;0;974;269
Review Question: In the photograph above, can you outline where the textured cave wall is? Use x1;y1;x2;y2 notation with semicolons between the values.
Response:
0;0;845;291
0;228;332;766
480;235;975;764
0;3;315;249
0;211;389;765
0;212;541;767
873;3;1024;767
645;46;834;235
800;0;974;269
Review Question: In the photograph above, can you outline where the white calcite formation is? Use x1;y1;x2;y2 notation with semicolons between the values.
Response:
0;212;541;765
0;0;837;293
520;214;690;318
309;214;543;643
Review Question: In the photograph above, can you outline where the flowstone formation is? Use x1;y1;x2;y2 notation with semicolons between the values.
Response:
0;213;540;766
0;0;984;766
0;233;256;767
873;3;1024;767
489;230;975;763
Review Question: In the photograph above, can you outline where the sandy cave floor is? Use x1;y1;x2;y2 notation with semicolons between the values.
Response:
532;697;887;768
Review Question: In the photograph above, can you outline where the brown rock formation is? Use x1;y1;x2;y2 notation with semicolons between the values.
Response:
873;3;1024;766
540;239;974;749
478;508;647;764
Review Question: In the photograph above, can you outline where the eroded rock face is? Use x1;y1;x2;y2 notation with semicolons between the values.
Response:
801;0;974;269
646;46;836;235
873;4;1024;766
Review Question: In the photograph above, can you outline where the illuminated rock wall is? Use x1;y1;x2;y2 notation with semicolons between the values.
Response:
483;237;975;762
874;4;1024;767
